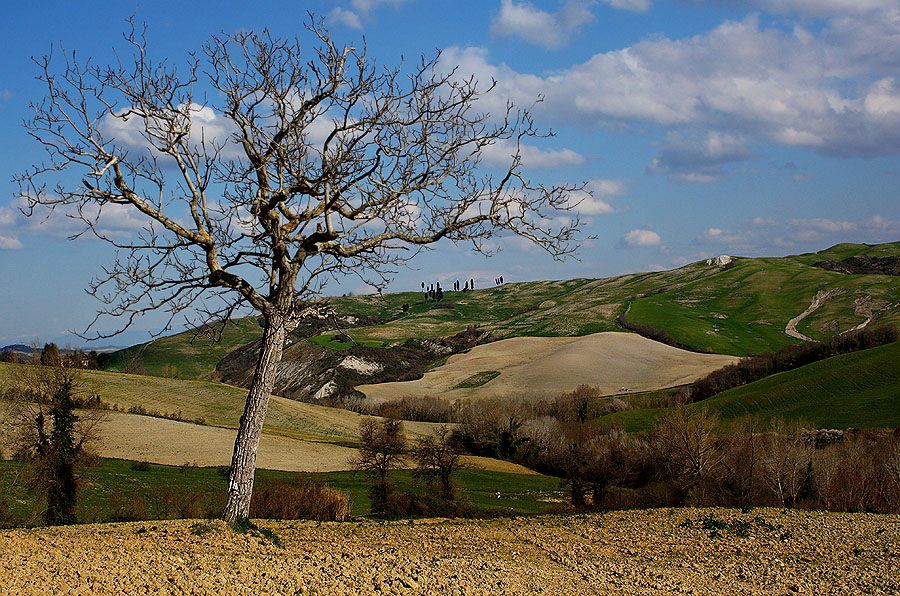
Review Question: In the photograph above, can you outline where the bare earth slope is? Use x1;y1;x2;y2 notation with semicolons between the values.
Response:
2;509;898;595
92;412;358;471
86;412;531;474
358;332;739;403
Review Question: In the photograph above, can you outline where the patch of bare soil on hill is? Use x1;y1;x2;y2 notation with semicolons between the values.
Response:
358;332;739;403
2;508;898;595
92;412;358;472
83;412;509;474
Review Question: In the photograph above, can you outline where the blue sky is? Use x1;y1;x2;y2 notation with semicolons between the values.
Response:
1;0;899;346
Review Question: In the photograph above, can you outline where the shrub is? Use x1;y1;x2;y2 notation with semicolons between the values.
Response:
250;475;349;521
353;418;406;517
109;486;148;522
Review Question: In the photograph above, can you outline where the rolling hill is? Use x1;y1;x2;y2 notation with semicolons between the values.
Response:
107;242;900;386
65;241;899;428
603;340;900;432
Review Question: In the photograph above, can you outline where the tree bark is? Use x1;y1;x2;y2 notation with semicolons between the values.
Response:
222;314;285;521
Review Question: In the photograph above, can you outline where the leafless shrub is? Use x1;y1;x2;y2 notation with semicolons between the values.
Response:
251;475;349;521
413;426;465;510
759;419;813;508
353;418;406;516
653;407;724;504
713;417;764;508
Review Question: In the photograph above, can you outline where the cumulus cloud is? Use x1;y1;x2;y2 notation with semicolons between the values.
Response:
604;0;651;11
490;0;598;49
698;215;900;253
328;8;364;29
565;179;626;214
622;229;662;247
0;195;147;248
100;102;242;160
443;7;900;169
480;138;586;169
0;235;22;250
328;0;410;29
742;0;896;17
647;131;755;183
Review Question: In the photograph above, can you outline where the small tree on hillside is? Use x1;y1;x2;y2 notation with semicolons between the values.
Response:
40;343;61;367
353;418;406;516
11;367;102;525
413;425;464;507
17;17;586;521
654;407;724;504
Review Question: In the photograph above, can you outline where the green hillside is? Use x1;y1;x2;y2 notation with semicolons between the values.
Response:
110;241;900;379
626;242;900;356
605;340;900;432
103;317;263;380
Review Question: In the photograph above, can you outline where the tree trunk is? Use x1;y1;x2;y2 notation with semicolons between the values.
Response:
222;314;286;521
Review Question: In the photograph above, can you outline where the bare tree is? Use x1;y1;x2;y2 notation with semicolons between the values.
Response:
16;17;586;520
413;425;464;504
654;407;724;503
759;418;813;508
353;418;406;516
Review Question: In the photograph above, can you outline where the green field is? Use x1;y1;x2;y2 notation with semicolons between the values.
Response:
107;242;900;381
0;458;565;524
628;244;900;356
103;317;264;379
604;340;900;432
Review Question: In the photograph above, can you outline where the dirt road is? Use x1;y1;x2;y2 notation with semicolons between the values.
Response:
2;508;898;595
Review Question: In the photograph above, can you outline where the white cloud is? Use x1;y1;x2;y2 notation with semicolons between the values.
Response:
604;0;651;11
623;229;662;247
328;8;363;29
647;131;755;183
490;0;598;49
100;102;242;160
743;0;896;17
480;138;586;169
565;179;626;214
0;195;148;246
698;215;900;253
0;234;22;250
328;0;411;29
444;8;900;163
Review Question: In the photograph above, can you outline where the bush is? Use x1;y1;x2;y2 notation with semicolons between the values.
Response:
251;475;349;521
109;486;148;522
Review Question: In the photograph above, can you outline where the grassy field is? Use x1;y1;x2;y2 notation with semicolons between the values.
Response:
0;362;376;442
627;244;900;356
0;458;566;523
107;242;900;380
103;317;263;380
604;340;900;432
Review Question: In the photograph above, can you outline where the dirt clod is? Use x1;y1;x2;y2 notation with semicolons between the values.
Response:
3;508;899;595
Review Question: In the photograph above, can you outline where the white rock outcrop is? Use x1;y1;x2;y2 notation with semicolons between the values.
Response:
338;355;383;375
706;255;733;266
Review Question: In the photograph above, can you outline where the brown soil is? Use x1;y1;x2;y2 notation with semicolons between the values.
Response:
92;412;358;472
2;508;897;595
358;332;739;403
85;412;522;475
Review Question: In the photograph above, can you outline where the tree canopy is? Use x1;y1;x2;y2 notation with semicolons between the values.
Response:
17;16;587;520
